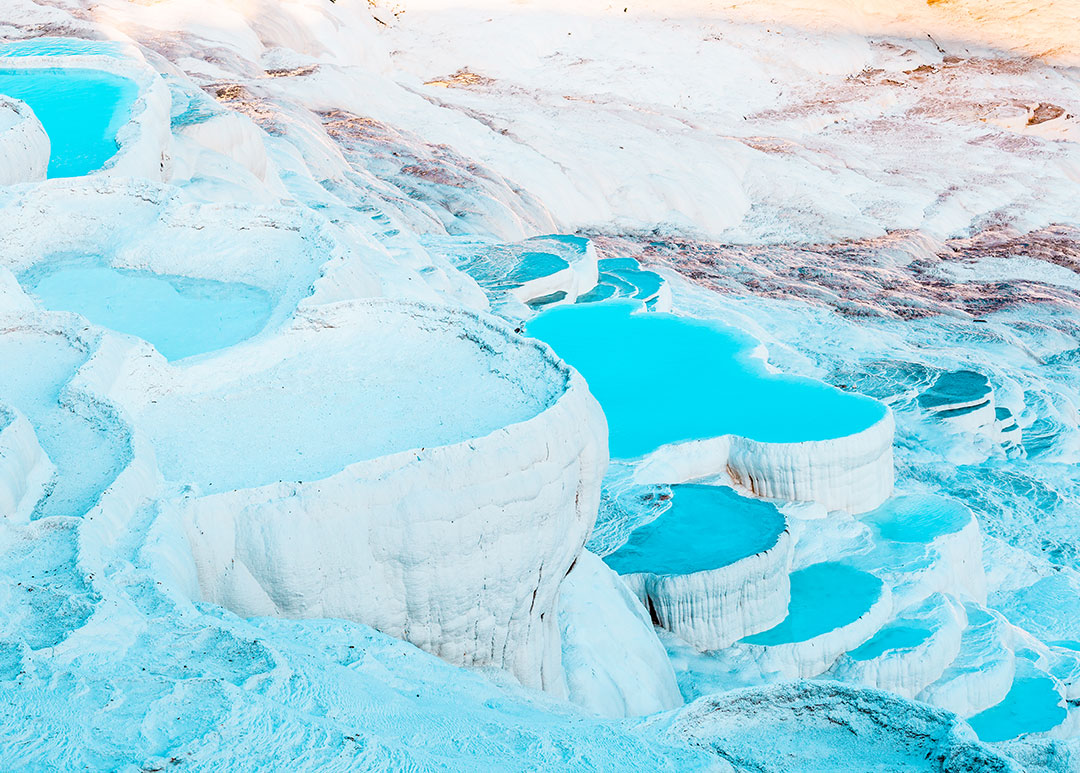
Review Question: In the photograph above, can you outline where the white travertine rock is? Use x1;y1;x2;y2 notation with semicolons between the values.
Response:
664;681;1021;773
0;96;48;185
558;550;683;716
0;406;53;522
621;529;793;652
175;110;270;182
510;237;600;306
635;411;895;515
114;300;608;695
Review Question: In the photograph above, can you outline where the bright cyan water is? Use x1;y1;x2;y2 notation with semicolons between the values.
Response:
527;300;886;459
0;67;137;177
604;484;786;576
848;625;930;661
968;661;1067;742
741;562;883;645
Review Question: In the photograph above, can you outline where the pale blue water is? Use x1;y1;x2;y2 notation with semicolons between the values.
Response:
527;234;589;253
576;258;665;306
861;494;971;543
604;484;786;576
0;333;130;519
917;370;991;410
847;625;930;661
527;300;886;458
25;263;272;361
741;563;883;645
510;252;568;285
0;38;126;58
968;664;1067;742
0;67;137;177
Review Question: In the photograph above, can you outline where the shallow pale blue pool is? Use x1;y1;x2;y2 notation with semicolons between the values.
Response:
25;263;273;361
0;333;130;519
527;300;886;459
0;38;126;59
741;562;883;645
861;494;971;543
575;257;666;307
0;67;137;177
848;625;930;661
604;484;786;576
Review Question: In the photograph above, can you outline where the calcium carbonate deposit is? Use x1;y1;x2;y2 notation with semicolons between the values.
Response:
0;1;1078;770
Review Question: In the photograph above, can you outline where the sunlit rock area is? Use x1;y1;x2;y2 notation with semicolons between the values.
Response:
0;0;1078;770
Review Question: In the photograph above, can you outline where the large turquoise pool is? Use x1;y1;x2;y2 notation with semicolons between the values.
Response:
526;300;886;459
25;263;273;361
604;484;786;576
0;67;137;177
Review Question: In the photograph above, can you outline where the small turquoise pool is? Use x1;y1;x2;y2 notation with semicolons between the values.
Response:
0;67;137;177
0;38;127;58
450;235;581;296
917;370;991;412
575;257;666;307
25;263;273;361
860;495;971;543
604;484;786;576
968;664;1067;742
0;38;126;59
741;563;883;645
848;625;930;661
527;300;886;459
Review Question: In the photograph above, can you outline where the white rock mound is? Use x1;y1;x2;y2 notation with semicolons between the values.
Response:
558;550;683;717
114;299;608;695
0;97;48;185
636;413;895;515
658;681;1021;773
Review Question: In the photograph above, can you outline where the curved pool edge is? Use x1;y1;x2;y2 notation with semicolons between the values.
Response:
621;526;794;651
635;408;895;514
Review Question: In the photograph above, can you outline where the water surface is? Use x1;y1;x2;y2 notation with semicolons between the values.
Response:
604;484;785;576
741;562;882;645
27;264;272;360
527;300;886;458
0;67;137;176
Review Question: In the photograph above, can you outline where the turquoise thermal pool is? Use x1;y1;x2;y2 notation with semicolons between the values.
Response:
860;494;971;543
526;300;886;459
575;257;665;306
25;263;273;361
0;67;137;177
449;235;581;295
741;563;883;645
967;663;1067;742
0;38;126;59
604;484;786;576
847;625;931;661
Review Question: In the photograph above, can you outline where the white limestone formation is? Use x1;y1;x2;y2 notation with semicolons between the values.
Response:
558;550;683;716
0;96;48;185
